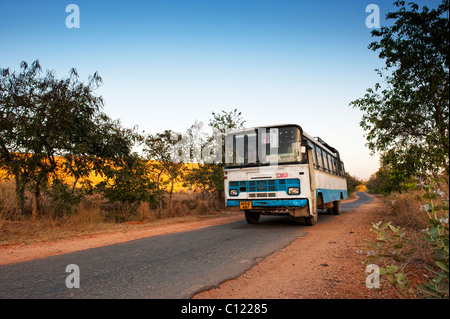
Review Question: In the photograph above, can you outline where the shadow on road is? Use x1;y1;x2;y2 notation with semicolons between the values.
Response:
240;191;374;227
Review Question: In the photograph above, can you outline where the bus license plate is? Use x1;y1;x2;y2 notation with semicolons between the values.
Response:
240;201;252;210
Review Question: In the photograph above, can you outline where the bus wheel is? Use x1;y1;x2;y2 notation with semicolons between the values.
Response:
245;211;260;224
304;212;318;226
331;200;341;215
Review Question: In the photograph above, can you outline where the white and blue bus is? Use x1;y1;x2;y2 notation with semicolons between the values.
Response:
224;124;348;226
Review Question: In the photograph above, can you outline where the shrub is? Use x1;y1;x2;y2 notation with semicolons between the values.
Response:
363;181;449;299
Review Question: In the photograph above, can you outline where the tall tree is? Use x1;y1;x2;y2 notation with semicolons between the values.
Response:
350;0;449;179
207;109;246;199
144;130;183;215
209;109;246;164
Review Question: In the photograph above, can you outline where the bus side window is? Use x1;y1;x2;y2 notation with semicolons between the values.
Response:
328;155;333;173
311;147;318;168
323;152;330;172
316;148;323;170
328;154;334;174
329;155;334;174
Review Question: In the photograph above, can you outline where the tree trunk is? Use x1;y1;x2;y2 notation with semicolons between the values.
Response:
157;172;163;218
15;173;25;216
31;182;41;220
169;176;174;212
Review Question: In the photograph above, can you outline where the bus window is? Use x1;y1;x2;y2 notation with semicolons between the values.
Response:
235;135;245;164
225;134;234;164
311;146;318;168
329;156;335;174
225;129;258;167
323;152;330;172
247;133;257;164
328;154;333;173
330;155;335;174
316;148;324;170
328;155;333;174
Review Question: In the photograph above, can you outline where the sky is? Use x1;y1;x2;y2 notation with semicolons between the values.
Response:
0;0;440;180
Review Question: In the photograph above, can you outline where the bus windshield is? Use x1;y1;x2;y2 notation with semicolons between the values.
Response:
225;125;304;168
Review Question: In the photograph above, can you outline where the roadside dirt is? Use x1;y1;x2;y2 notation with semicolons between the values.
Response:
0;193;419;298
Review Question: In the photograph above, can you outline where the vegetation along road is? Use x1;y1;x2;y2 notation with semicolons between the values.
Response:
0;192;372;299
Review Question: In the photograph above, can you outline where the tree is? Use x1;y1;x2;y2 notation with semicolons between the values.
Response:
184;163;224;200
95;153;157;221
207;109;246;199
209;109;246;164
0;60;136;217
365;154;417;195
345;173;363;195
350;0;449;179
144;130;183;215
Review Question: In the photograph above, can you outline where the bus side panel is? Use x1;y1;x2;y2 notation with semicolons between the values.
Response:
314;170;348;204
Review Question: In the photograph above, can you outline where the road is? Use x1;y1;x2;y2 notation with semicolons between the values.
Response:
0;192;372;299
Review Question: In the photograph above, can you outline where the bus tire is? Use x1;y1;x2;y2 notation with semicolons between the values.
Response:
331;200;341;215
245;211;260;224
304;212;318;226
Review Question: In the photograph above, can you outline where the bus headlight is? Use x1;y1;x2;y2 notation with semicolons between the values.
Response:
229;189;238;196
288;187;300;195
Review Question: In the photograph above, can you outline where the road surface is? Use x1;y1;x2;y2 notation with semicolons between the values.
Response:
0;192;372;299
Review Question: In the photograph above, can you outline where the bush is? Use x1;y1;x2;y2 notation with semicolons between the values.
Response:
96;155;157;218
386;189;430;230
363;181;449;298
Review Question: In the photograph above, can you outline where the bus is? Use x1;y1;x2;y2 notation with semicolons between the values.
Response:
224;124;348;226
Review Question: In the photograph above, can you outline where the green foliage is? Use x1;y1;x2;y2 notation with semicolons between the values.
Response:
363;181;449;298
209;109;246;164
363;221;417;297
417;184;449;298
209;109;246;137
95;154;157;213
365;161;417;195
184;163;223;200
144;130;184;213
47;179;84;216
345;173;363;194
350;0;449;178
181;110;246;201
0;60;136;216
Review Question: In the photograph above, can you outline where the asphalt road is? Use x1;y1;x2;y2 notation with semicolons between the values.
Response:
0;192;372;299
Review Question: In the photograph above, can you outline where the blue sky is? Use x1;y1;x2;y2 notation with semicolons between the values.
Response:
0;0;440;179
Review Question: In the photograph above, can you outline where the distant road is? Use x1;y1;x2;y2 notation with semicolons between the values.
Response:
0;192;372;299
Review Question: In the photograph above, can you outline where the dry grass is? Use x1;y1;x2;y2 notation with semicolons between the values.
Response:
379;182;449;269
385;182;449;231
385;189;430;230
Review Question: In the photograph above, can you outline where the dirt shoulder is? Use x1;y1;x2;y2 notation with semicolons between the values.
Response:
194;194;401;299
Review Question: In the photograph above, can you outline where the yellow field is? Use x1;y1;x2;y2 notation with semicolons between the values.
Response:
0;159;199;192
